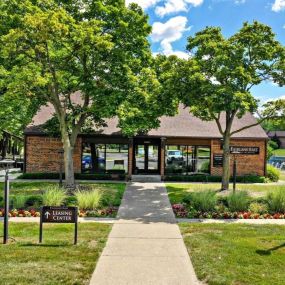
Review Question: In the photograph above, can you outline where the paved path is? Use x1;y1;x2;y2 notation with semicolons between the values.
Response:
89;182;200;285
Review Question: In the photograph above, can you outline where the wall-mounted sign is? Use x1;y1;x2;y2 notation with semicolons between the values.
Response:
40;206;78;244
213;154;223;167
230;146;260;155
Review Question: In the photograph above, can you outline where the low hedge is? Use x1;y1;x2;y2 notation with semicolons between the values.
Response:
164;174;267;183
18;172;126;181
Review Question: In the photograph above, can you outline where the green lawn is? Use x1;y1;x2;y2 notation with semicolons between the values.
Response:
166;183;285;203
180;223;285;285
0;222;111;285
280;171;285;181
273;148;285;156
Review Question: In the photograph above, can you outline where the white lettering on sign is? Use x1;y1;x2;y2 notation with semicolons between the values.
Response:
52;210;72;216
52;216;72;221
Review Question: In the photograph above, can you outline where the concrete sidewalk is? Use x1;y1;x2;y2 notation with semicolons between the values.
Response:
89;182;200;285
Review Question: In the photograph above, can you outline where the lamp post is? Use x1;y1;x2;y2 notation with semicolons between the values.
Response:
0;159;15;244
58;149;64;187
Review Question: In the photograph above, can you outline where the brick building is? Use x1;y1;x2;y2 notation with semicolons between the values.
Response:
24;104;268;179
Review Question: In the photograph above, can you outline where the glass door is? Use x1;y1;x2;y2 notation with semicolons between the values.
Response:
134;143;160;174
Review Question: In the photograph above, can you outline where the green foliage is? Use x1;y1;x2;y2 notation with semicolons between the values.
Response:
75;189;103;210
268;140;279;150
249;202;268;214
18;173;126;181
227;191;250;212
188;191;217;212
11;195;27;209
267;164;280;182
158;21;285;189
42;186;67;206
267;190;285;213
0;0;155;185
25;195;43;208
165;175;266;183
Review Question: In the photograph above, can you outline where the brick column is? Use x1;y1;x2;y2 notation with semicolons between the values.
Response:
127;138;134;180
160;137;166;180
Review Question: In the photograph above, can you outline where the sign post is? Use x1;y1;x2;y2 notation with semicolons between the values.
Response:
0;159;14;244
40;206;78;245
233;156;237;193
3;169;9;244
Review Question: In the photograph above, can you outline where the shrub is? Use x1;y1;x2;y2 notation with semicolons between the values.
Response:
249;202;268;214
227;191;250;212
25;195;43;208
64;196;77;206
12;195;27;209
266;164;280;182
75;189;103;210
42;186;67;206
189;191;217;212
18;173;125;181
267;190;285;213
164;175;266;183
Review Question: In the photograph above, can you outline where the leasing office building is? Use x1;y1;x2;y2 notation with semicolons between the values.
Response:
24;104;268;179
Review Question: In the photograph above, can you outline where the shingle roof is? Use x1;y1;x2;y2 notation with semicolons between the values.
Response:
25;103;268;139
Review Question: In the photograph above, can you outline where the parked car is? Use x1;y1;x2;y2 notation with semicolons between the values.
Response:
166;150;184;164
82;155;105;169
268;156;285;170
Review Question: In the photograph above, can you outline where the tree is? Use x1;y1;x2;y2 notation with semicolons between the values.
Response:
159;22;285;190
0;0;153;187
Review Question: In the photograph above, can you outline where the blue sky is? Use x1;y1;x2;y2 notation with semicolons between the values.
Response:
126;0;285;103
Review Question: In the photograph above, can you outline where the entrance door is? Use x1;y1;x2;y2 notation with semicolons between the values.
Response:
133;141;160;174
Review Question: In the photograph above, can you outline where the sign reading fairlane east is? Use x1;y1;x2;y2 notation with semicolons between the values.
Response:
230;146;260;155
42;206;77;223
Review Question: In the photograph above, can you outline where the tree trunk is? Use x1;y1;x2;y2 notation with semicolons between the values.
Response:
62;133;75;188
221;133;231;190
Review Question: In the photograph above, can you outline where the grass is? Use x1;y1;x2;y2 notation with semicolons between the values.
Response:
180;223;285;285
280;171;285;181
166;183;285;203
0;222;111;285
273;148;285;156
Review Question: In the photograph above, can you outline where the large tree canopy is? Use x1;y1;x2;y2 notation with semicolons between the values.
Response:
158;21;285;190
0;0;156;186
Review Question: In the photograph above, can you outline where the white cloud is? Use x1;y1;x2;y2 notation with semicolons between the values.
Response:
272;0;285;12
155;0;203;17
125;0;160;9
235;0;246;4
152;16;190;58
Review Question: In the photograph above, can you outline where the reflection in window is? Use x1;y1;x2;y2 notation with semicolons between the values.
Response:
82;143;128;173
106;144;128;172
165;145;210;174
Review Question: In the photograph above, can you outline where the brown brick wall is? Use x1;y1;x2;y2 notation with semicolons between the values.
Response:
210;139;266;176
128;139;133;178
25;136;82;173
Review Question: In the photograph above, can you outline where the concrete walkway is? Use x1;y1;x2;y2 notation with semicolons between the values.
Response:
89;182;200;285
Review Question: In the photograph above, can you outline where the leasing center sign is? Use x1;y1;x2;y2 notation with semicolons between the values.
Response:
41;206;77;223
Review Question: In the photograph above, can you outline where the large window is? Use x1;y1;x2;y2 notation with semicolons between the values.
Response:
82;143;128;173
165;145;210;174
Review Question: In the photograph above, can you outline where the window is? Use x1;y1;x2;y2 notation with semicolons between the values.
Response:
82;143;128;173
106;144;128;172
165;145;210;174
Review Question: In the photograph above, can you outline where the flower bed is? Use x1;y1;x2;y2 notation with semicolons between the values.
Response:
172;204;285;219
0;207;118;218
